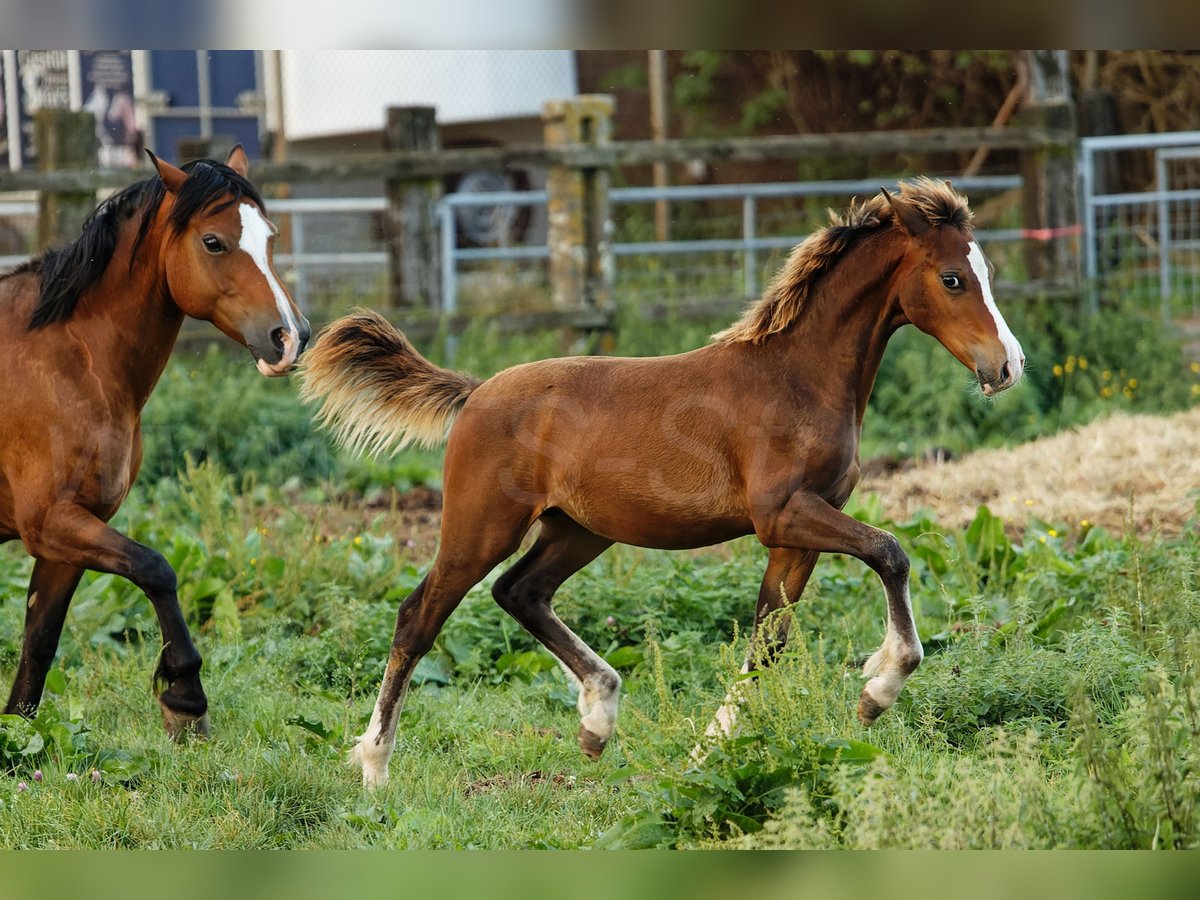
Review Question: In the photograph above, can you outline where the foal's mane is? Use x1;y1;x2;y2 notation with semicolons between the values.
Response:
712;177;972;345
9;158;264;330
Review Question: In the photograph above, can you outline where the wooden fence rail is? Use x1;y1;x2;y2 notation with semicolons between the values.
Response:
3;102;1079;340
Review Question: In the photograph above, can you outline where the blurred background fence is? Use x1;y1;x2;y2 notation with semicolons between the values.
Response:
5;50;1200;352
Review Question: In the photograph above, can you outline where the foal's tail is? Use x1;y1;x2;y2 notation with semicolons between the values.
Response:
299;308;482;455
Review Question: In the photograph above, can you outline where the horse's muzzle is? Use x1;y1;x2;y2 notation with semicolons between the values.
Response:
978;355;1025;396
252;319;311;377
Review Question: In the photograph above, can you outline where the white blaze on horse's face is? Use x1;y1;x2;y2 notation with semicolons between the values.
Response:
239;202;304;376
966;241;1025;394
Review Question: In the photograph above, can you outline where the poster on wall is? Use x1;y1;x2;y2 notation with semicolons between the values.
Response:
81;50;138;168
14;49;71;168
0;55;9;168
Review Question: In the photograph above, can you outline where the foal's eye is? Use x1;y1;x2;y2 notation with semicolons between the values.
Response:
941;274;963;290
202;235;225;254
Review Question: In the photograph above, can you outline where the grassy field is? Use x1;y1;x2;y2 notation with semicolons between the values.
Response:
3;301;1200;848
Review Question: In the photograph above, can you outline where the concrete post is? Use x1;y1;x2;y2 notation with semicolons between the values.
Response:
384;106;443;310
34;109;97;251
543;95;615;321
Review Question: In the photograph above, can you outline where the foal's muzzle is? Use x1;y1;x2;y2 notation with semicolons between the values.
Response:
978;355;1025;397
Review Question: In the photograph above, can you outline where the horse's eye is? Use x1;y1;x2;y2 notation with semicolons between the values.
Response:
941;274;962;290
202;235;225;254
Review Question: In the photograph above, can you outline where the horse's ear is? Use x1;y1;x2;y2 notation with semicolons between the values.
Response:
880;187;930;237
146;150;188;194
225;144;250;178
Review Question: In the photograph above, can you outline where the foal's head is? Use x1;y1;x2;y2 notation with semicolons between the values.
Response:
883;182;1024;396
148;146;310;376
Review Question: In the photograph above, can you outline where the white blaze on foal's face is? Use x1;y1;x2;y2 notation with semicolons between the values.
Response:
966;240;1024;386
238;202;303;375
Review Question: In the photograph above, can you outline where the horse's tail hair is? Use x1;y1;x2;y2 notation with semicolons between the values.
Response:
299;308;482;456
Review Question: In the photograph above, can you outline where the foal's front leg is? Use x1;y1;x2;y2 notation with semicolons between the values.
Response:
754;492;923;724
16;502;208;738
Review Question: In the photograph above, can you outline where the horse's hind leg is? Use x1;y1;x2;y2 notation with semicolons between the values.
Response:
4;560;84;717
354;513;533;789
490;512;617;760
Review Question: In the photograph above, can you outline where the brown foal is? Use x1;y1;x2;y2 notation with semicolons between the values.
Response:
302;178;1025;788
0;146;309;738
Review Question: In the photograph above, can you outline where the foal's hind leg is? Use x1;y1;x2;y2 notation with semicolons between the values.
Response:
490;513;616;759
353;513;533;789
4;560;84;717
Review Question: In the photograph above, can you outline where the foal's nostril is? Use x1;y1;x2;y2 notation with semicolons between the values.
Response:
269;326;288;356
1000;361;1012;383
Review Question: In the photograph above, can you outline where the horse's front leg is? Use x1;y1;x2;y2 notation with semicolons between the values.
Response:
753;492;923;725
4;559;84;717
16;502;208;739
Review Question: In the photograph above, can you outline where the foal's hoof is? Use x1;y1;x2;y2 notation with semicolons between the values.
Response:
857;689;886;727
161;703;210;742
578;725;608;760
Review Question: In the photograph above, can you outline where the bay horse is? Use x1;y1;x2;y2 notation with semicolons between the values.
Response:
0;146;309;738
302;178;1024;788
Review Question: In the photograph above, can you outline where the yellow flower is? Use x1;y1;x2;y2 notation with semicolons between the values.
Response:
1123;387;1134;399
1039;536;1047;544
1025;499;1035;507
1052;365;1064;378
1048;528;1058;537
1078;357;1089;370
1192;384;1200;397
250;557;257;566
1065;356;1076;374
1128;378;1138;389
1101;386;1114;398
1102;370;1112;381
354;535;363;547
1080;519;1091;528
1191;362;1200;374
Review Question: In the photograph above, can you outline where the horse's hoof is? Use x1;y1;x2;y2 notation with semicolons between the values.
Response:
161;704;209;742
857;689;886;727
578;725;608;760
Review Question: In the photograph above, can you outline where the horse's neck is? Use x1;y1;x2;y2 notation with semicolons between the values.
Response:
88;223;185;411
773;247;903;424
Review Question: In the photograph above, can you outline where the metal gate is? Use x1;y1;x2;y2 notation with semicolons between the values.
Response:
1081;131;1200;320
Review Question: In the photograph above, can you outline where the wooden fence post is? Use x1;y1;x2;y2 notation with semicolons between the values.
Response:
543;95;615;348
34;109;97;251
1018;50;1079;286
384;106;443;311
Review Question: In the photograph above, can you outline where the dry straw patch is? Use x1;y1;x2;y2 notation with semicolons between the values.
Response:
860;408;1200;536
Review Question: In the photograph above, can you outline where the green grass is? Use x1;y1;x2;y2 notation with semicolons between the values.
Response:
4;457;1200;847
4;299;1200;847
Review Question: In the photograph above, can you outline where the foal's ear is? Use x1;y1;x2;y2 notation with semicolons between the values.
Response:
225;144;250;178
880;187;930;237
146;150;188;194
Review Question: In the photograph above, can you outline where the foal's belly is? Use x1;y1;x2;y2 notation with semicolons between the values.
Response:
549;473;754;551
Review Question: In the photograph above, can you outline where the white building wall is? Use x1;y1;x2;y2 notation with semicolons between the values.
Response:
279;49;577;140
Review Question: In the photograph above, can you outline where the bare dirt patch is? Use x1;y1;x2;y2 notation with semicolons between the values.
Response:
859;407;1200;536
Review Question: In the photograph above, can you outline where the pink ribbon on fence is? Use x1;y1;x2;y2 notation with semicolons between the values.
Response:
1020;224;1084;241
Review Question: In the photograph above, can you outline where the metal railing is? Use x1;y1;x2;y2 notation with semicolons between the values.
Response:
1081;131;1200;318
438;175;1025;314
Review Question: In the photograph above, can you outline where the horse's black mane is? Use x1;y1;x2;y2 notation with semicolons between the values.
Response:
13;158;264;330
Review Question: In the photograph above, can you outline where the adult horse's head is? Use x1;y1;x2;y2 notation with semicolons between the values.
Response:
882;180;1024;396
146;145;310;376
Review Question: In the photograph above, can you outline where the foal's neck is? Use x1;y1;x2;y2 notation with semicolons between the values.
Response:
773;234;905;425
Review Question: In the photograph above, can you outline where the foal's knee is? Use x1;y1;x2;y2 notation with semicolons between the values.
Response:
874;531;909;582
